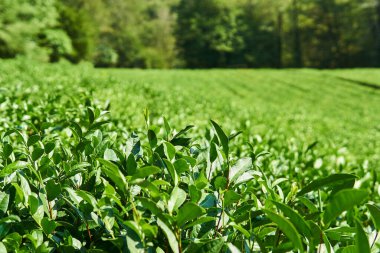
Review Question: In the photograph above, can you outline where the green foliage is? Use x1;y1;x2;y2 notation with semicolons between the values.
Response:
57;0;100;62
0;59;378;251
0;0;62;61
176;0;244;67
94;45;118;67
1;0;380;67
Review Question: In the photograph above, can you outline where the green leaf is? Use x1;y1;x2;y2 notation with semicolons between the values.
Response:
70;121;83;138
0;192;9;217
271;201;312;240
210;120;229;156
0;161;28;177
29;195;44;225
138;181;161;199
64;162;90;179
227;243;242;253
172;125;194;139
157;218;179;253
164;142;176;161
148;129;158;148
168;186;186;213
264;209;304;253
171;137;191;147
224;190;241;206
177;202;205;227
183;216;216;229
2;232;22;252
0;215;21;224
32;147;44;161
229;131;243;141
45;180;61;201
4;129;26;145
163;117;171;140
297;197;318;213
44;142;55;154
366;204;380;230
3;143;13;158
323;189;368;224
12;183;24;204
229;157;252;185
308;221;332;253
189;184;201;203
164;159;178;186
355;219;370;253
131;166;161;181
173;159;189;174
231;223;250;238
104;148;118;161
0;242;6;253
341;245;356;253
41;217;56;234
87;107;95;124
98;158;127;194
27;135;40;146
76;190;98;209
297;174;357;196
198;239;224;253
195;170;208;189
88;120;110;132
141;223;158;239
209;141;218;163
137;197;164;219
214;176;227;190
126;153;137;175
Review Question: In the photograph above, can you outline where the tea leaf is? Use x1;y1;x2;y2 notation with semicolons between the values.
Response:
355;219;370;253
367;204;380;230
298;174;357;196
264;209;304;253
323;189;368;225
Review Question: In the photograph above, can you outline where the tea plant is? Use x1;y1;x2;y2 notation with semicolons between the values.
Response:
0;75;379;252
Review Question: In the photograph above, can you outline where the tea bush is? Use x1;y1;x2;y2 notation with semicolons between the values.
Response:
0;60;379;252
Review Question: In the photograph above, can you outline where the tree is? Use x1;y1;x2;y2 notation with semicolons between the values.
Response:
176;0;244;68
96;0;177;68
239;0;283;68
0;0;70;61
290;0;303;67
57;0;105;62
372;0;380;66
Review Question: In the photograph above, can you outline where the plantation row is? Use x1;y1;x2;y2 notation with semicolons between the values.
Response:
0;60;379;252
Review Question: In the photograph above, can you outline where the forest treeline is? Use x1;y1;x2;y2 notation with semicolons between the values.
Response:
1;0;380;68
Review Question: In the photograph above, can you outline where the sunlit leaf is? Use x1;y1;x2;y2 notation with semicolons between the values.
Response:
264;209;304;253
366;204;380;230
157;218;179;253
355;219;370;253
298;174;357;196
323;189;368;224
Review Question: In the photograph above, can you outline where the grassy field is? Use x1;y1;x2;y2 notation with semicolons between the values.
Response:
4;60;379;161
0;60;379;252
98;68;380;163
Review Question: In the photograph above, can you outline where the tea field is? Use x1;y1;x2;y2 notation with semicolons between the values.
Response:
0;59;379;252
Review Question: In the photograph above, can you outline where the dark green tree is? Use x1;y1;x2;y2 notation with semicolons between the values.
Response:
57;0;103;62
176;0;244;68
239;0;282;68
0;0;71;61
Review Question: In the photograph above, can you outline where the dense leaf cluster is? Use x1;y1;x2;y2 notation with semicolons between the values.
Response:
0;65;379;252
